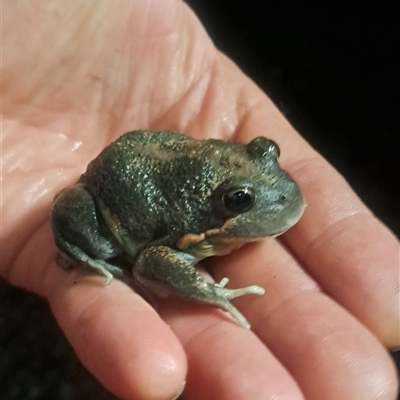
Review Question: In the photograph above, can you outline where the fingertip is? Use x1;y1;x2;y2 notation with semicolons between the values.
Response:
47;271;187;400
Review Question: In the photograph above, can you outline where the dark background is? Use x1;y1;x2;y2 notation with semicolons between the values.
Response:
1;2;398;399
188;1;399;234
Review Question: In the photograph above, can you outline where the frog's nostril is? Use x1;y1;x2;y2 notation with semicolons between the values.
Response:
279;194;287;203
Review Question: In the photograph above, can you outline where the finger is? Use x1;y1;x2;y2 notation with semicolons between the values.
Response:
286;158;399;347
232;98;399;347
159;301;304;400
210;239;399;400
13;224;187;400
47;270;187;400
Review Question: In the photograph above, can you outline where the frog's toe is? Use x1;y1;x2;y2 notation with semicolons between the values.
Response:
216;284;265;300
216;277;230;288
85;258;122;285
101;269;113;286
218;300;252;329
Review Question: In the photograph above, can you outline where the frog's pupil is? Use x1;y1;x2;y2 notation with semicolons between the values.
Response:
223;188;255;214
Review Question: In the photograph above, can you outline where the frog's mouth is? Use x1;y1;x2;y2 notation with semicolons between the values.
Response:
176;204;304;259
204;217;297;241
176;219;266;259
178;234;261;259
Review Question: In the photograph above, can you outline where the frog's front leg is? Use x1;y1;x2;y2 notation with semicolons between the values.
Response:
133;246;265;329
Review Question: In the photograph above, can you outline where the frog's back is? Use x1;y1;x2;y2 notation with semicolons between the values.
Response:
80;130;248;185
109;130;248;162
111;130;192;157
77;130;256;246
79;130;188;182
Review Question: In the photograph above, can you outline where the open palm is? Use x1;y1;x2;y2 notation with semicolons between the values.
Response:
2;1;399;399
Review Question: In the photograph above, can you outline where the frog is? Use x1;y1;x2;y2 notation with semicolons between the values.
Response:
51;130;304;328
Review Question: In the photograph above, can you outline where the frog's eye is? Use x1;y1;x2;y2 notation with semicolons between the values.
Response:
222;188;255;214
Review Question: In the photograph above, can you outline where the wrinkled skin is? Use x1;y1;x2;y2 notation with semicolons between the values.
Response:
2;1;399;400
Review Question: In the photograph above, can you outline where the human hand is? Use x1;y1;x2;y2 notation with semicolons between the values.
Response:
2;1;399;399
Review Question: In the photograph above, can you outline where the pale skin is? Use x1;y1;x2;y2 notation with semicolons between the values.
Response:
2;1;399;399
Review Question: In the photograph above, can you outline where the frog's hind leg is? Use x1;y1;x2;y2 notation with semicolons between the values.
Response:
51;184;124;285
133;246;265;329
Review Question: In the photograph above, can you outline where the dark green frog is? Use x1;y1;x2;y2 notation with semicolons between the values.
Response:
51;130;304;328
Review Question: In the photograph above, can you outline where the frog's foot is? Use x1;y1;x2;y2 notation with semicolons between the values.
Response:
133;246;265;329
55;246;124;286
212;278;265;328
